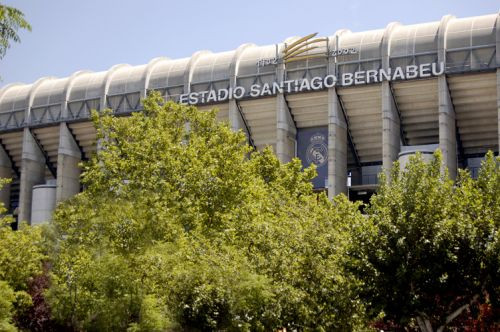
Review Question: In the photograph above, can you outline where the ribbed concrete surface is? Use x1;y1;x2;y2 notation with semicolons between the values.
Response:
196;103;229;122
32;126;59;168
448;72;498;154
393;78;439;145
68;122;97;159
0;131;23;170
239;97;277;150
338;85;382;163
286;91;328;128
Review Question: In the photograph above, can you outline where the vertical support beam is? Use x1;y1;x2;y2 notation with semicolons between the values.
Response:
228;99;255;149
497;68;500;153
56;123;81;203
327;88;347;198
276;94;296;163
228;43;255;143
381;81;401;174
18;77;54;223
327;29;351;198
438;15;457;178
381;22;401;176
496;13;500;153
0;145;12;209
438;76;457;178
228;99;245;132
275;43;296;163
18;128;46;223
228;45;255;139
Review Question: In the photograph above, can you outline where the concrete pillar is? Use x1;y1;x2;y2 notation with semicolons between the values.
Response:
326;30;350;198
381;81;401;174
18;128;46;223
380;22;402;177
228;43;254;139
228;99;248;134
496;13;500;153
0;145;12;209
437;15;457;178
56;123;81;203
438;75;457;178
327;88;348;198
497;69;500;152
276;94;296;163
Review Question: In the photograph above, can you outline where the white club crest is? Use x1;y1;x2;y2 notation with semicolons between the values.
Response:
306;133;328;168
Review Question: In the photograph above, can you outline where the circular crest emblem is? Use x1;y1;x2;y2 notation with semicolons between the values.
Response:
306;133;328;168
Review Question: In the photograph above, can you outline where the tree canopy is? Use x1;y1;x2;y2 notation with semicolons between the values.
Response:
0;92;498;331
348;151;500;331
0;180;47;331
46;92;368;331
0;3;31;60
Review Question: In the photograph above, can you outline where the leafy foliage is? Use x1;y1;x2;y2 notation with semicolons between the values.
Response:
47;92;368;331
0;280;16;332
0;178;47;331
3;91;497;331
349;151;500;331
16;264;54;332
0;4;31;59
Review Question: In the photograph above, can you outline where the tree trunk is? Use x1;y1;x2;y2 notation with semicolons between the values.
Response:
416;316;433;332
436;294;479;332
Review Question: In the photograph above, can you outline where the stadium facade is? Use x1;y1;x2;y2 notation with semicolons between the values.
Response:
0;13;499;224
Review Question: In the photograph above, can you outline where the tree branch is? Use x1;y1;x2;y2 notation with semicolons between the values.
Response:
436;294;480;332
416;315;433;332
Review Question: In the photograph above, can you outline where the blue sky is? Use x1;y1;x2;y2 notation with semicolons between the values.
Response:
1;0;498;86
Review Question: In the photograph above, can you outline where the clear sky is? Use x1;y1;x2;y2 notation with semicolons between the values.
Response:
1;0;498;87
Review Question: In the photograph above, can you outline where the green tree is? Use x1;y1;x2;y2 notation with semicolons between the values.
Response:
0;280;16;332
0;4;31;59
348;151;500;331
47;92;368;331
0;179;47;331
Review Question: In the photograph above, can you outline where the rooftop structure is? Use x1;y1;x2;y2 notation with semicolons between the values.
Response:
0;13;498;224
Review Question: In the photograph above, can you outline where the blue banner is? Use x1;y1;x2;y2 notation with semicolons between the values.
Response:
297;127;328;189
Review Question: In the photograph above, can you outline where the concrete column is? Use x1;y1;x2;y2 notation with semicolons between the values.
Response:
0;145;12;209
381;81;401;174
496;13;499;153
497;69;500;152
228;99;247;133
326;30;350;198
276;94;296;163
380;22;402;178
438;75;457;179
437;15;457;178
228;44;254;144
327;88;348;198
18;128;46;223
56;123;81;203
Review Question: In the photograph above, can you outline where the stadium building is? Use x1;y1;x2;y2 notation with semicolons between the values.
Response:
0;13;499;224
